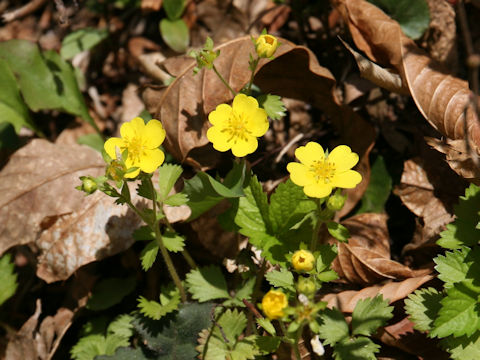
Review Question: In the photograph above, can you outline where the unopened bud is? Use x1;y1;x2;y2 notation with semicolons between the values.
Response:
297;277;316;296
77;176;97;194
327;190;346;211
255;34;278;58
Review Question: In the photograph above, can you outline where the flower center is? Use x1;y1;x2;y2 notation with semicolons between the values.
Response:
265;35;275;45
221;110;251;143
125;135;146;163
310;159;336;184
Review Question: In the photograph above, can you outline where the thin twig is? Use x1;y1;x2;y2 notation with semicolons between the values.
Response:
2;0;47;23
275;133;304;163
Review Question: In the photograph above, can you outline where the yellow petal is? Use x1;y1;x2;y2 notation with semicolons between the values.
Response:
121;117;145;139
207;126;231;152
287;162;315;186
232;93;259;113
247;108;269;136
303;183;333;198
332;170;362;188
208;104;232;126
104;137;125;159
139;148;165;173
231;135;258;157
142;119;166;148
124;168;140;178
328;145;359;171
295;142;324;167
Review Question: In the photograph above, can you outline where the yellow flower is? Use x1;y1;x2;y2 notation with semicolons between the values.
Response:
207;94;268;157
292;250;315;272
104;117;166;178
287;142;362;198
262;289;288;319
255;34;278;58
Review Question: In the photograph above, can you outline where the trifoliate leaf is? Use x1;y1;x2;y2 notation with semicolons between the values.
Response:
404;288;442;332
438;184;480;249
157;164;183;201
442;331;480;360
140;240;159;271
257;94;286;120
137;287;180;321
326;221;350;242
163;192;188;206
316;244;338;273
87;276;136;311
434;247;471;288
71;334;129;360
265;268;295;292
186;266;229;302
0;253;18;305
333;336;380;360
357;155;392;213
317;308;349;346
351;295;393;337
218;308;247;342
107;314;134;339
162;231;185;252
432;281;480;338
228;277;255;306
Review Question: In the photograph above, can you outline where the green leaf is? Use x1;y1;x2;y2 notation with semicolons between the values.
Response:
162;231;185;252
269;179;316;235
229;277;256;306
317;308;349;346
432;281;480;338
256;318;276;336
137;286;180;320
333;336;380;360
163;0;186;19
367;0;430;40
442;331;480;360
0;40;97;130
316;244;338;273
257;94;286;120
160;19;189;53
95;347;150;360
157;163;183;201
132;302;213;359
351;295;393;337
71;334;129;360
434;247;472;288
87;276;136;311
265;268;295;292
254;335;281;354
140;240;159;271
77;133;104;152
163;192;188;206
326;221;350;242
234;175;269;235
404;288;442;332
356;155;392;213
186;266;229;302
0;58;34;133
438;184;480;249
107;314;134;339
61;27;108;60
0;253;18;306
0;122;20;150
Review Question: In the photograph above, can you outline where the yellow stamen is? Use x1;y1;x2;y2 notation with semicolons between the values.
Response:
310;158;336;184
221;111;251;144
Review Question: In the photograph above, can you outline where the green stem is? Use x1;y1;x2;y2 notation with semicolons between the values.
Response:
293;325;303;360
212;64;237;97
246;58;259;95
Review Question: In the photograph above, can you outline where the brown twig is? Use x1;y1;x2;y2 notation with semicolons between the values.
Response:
1;0;48;23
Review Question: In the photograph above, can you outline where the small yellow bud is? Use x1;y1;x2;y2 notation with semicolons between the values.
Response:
292;250;315;272
262;289;288;319
255;34;278;58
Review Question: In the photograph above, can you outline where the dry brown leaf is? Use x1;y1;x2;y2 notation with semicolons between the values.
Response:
331;214;430;285
320;274;433;312
334;0;480;149
0;139;104;256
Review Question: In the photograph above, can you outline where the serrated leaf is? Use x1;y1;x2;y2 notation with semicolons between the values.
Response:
133;302;213;359
162;231;185;252
438;184;480;249
160;19;189;53
367;0;430;40
351;295;393;336
137;290;180;320
140;240;159;271
317;308;349;346
317;269;339;282
228;277;255;306
71;334;129;360
256;318;276;336
257;94;286;120
254;335;281;354
137;176;155;200
0;58;35;134
442;331;480;360
0;253;18;305
218;309;247;342
95;347;149;360
61;27;108;60
87;276;136;311
326;221;350;242
316;244;338;273
357;155;392;213
157;164;183;201
333;336;380;360
186;266;229;302
432;281;480;338
107;314;134;339
163;0;186;19
434;247;471;288
234;176;269;236
265;268;295;292
132;226;155;241
404;287;442;332
163;192;188;206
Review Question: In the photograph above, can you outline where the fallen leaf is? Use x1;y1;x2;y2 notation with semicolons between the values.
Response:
0;139;104;256
320;274;434;312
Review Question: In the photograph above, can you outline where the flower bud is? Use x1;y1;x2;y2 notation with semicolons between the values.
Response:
292;250;315;272
255;34;278;58
297;276;316;296
327;190;346;211
262;289;288;319
106;160;127;181
77;176;97;194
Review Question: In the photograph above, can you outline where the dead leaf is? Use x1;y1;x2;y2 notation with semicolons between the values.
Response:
0;139;104;256
334;0;480;149
331;214;431;285
320;274;433;312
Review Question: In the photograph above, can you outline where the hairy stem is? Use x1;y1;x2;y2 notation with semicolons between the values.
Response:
212;64;237;97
